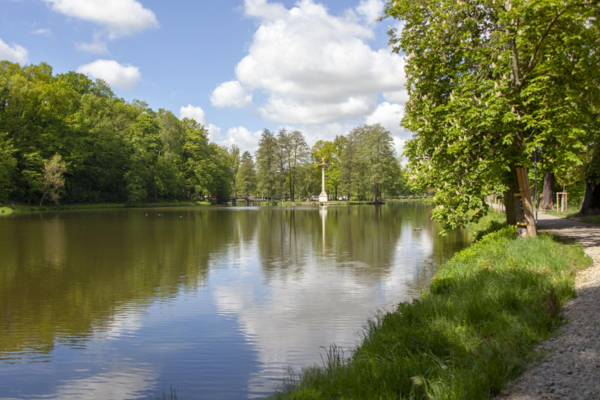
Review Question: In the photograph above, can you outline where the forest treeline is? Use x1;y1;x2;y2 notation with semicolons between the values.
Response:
0;61;408;206
240;124;408;203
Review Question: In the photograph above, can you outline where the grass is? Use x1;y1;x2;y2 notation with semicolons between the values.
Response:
468;211;507;242
269;224;592;399
259;201;280;206
0;201;213;216
325;201;385;206
581;215;600;224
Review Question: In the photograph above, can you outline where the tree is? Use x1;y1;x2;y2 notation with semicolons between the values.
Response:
339;130;360;200
0;133;16;203
181;118;215;200
580;144;600;214
227;144;241;204
275;129;290;200
312;139;341;200
541;171;556;209
237;151;257;197
256;129;278;201
358;124;398;203
40;154;67;206
287;130;309;200
385;0;600;235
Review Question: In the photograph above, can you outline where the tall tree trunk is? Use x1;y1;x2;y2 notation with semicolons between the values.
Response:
289;169;293;201
540;171;555;209
580;151;600;215
515;166;537;237
580;178;600;215
505;167;530;237
232;181;237;206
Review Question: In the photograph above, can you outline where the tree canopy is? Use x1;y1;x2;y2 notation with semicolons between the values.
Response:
385;0;600;232
0;61;233;205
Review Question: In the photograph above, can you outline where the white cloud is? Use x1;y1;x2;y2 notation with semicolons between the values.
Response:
75;40;109;55
221;126;263;153
356;0;384;24
43;0;159;39
76;60;141;90
366;102;412;156
383;90;409;104
178;105;224;143
213;0;406;125
31;28;52;35
207;124;222;143
366;102;405;136
0;38;28;63
179;104;208;126
210;81;253;109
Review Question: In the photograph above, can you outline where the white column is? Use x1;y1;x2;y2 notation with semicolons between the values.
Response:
319;163;328;203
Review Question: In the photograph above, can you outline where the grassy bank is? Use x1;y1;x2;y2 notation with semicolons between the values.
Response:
0;201;213;216
270;225;591;399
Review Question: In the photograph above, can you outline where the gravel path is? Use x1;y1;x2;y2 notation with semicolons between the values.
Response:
495;213;600;400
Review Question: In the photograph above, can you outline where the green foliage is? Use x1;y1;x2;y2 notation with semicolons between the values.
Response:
0;133;16;203
40;154;67;206
0;61;233;205
270;227;591;399
237;151;257;196
385;0;600;232
256;129;278;200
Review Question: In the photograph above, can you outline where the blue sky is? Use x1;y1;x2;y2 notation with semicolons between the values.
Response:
0;0;409;155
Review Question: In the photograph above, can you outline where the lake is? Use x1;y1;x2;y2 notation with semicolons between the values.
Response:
0;202;469;399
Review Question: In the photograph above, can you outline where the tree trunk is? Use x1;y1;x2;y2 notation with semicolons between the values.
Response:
540;171;555;209
39;192;46;208
232;182;237;206
515;166;537;237
505;167;529;237
580;178;600;215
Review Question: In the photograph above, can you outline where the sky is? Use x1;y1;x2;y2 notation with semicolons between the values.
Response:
0;0;410;155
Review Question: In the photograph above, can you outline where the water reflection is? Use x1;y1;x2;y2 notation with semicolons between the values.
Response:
0;203;469;399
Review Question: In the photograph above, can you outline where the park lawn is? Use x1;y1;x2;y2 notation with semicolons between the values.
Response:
0;201;214;216
270;225;591;400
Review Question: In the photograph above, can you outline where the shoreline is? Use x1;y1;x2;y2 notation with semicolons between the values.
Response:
269;220;592;399
0;201;214;216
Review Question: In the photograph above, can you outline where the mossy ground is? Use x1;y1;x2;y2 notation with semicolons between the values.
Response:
270;222;592;399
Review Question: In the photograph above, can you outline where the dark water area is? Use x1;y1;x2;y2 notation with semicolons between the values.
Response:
0;203;470;399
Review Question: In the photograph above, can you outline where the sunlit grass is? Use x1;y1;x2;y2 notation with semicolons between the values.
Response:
270;224;592;399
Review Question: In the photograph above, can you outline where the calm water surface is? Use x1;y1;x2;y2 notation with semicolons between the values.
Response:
0;203;469;399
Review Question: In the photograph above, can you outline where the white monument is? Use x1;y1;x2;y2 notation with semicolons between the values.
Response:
319;158;328;203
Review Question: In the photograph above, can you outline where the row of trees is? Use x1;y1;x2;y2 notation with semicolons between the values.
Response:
385;0;600;235
235;124;410;202
0;61;411;206
0;61;234;205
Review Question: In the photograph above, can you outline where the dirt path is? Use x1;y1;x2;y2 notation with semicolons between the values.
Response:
496;214;600;400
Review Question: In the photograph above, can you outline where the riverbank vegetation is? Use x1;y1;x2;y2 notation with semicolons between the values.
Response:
250;124;412;204
384;0;600;235
0;62;234;206
0;61;414;209
0;201;213;216
270;225;592;399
